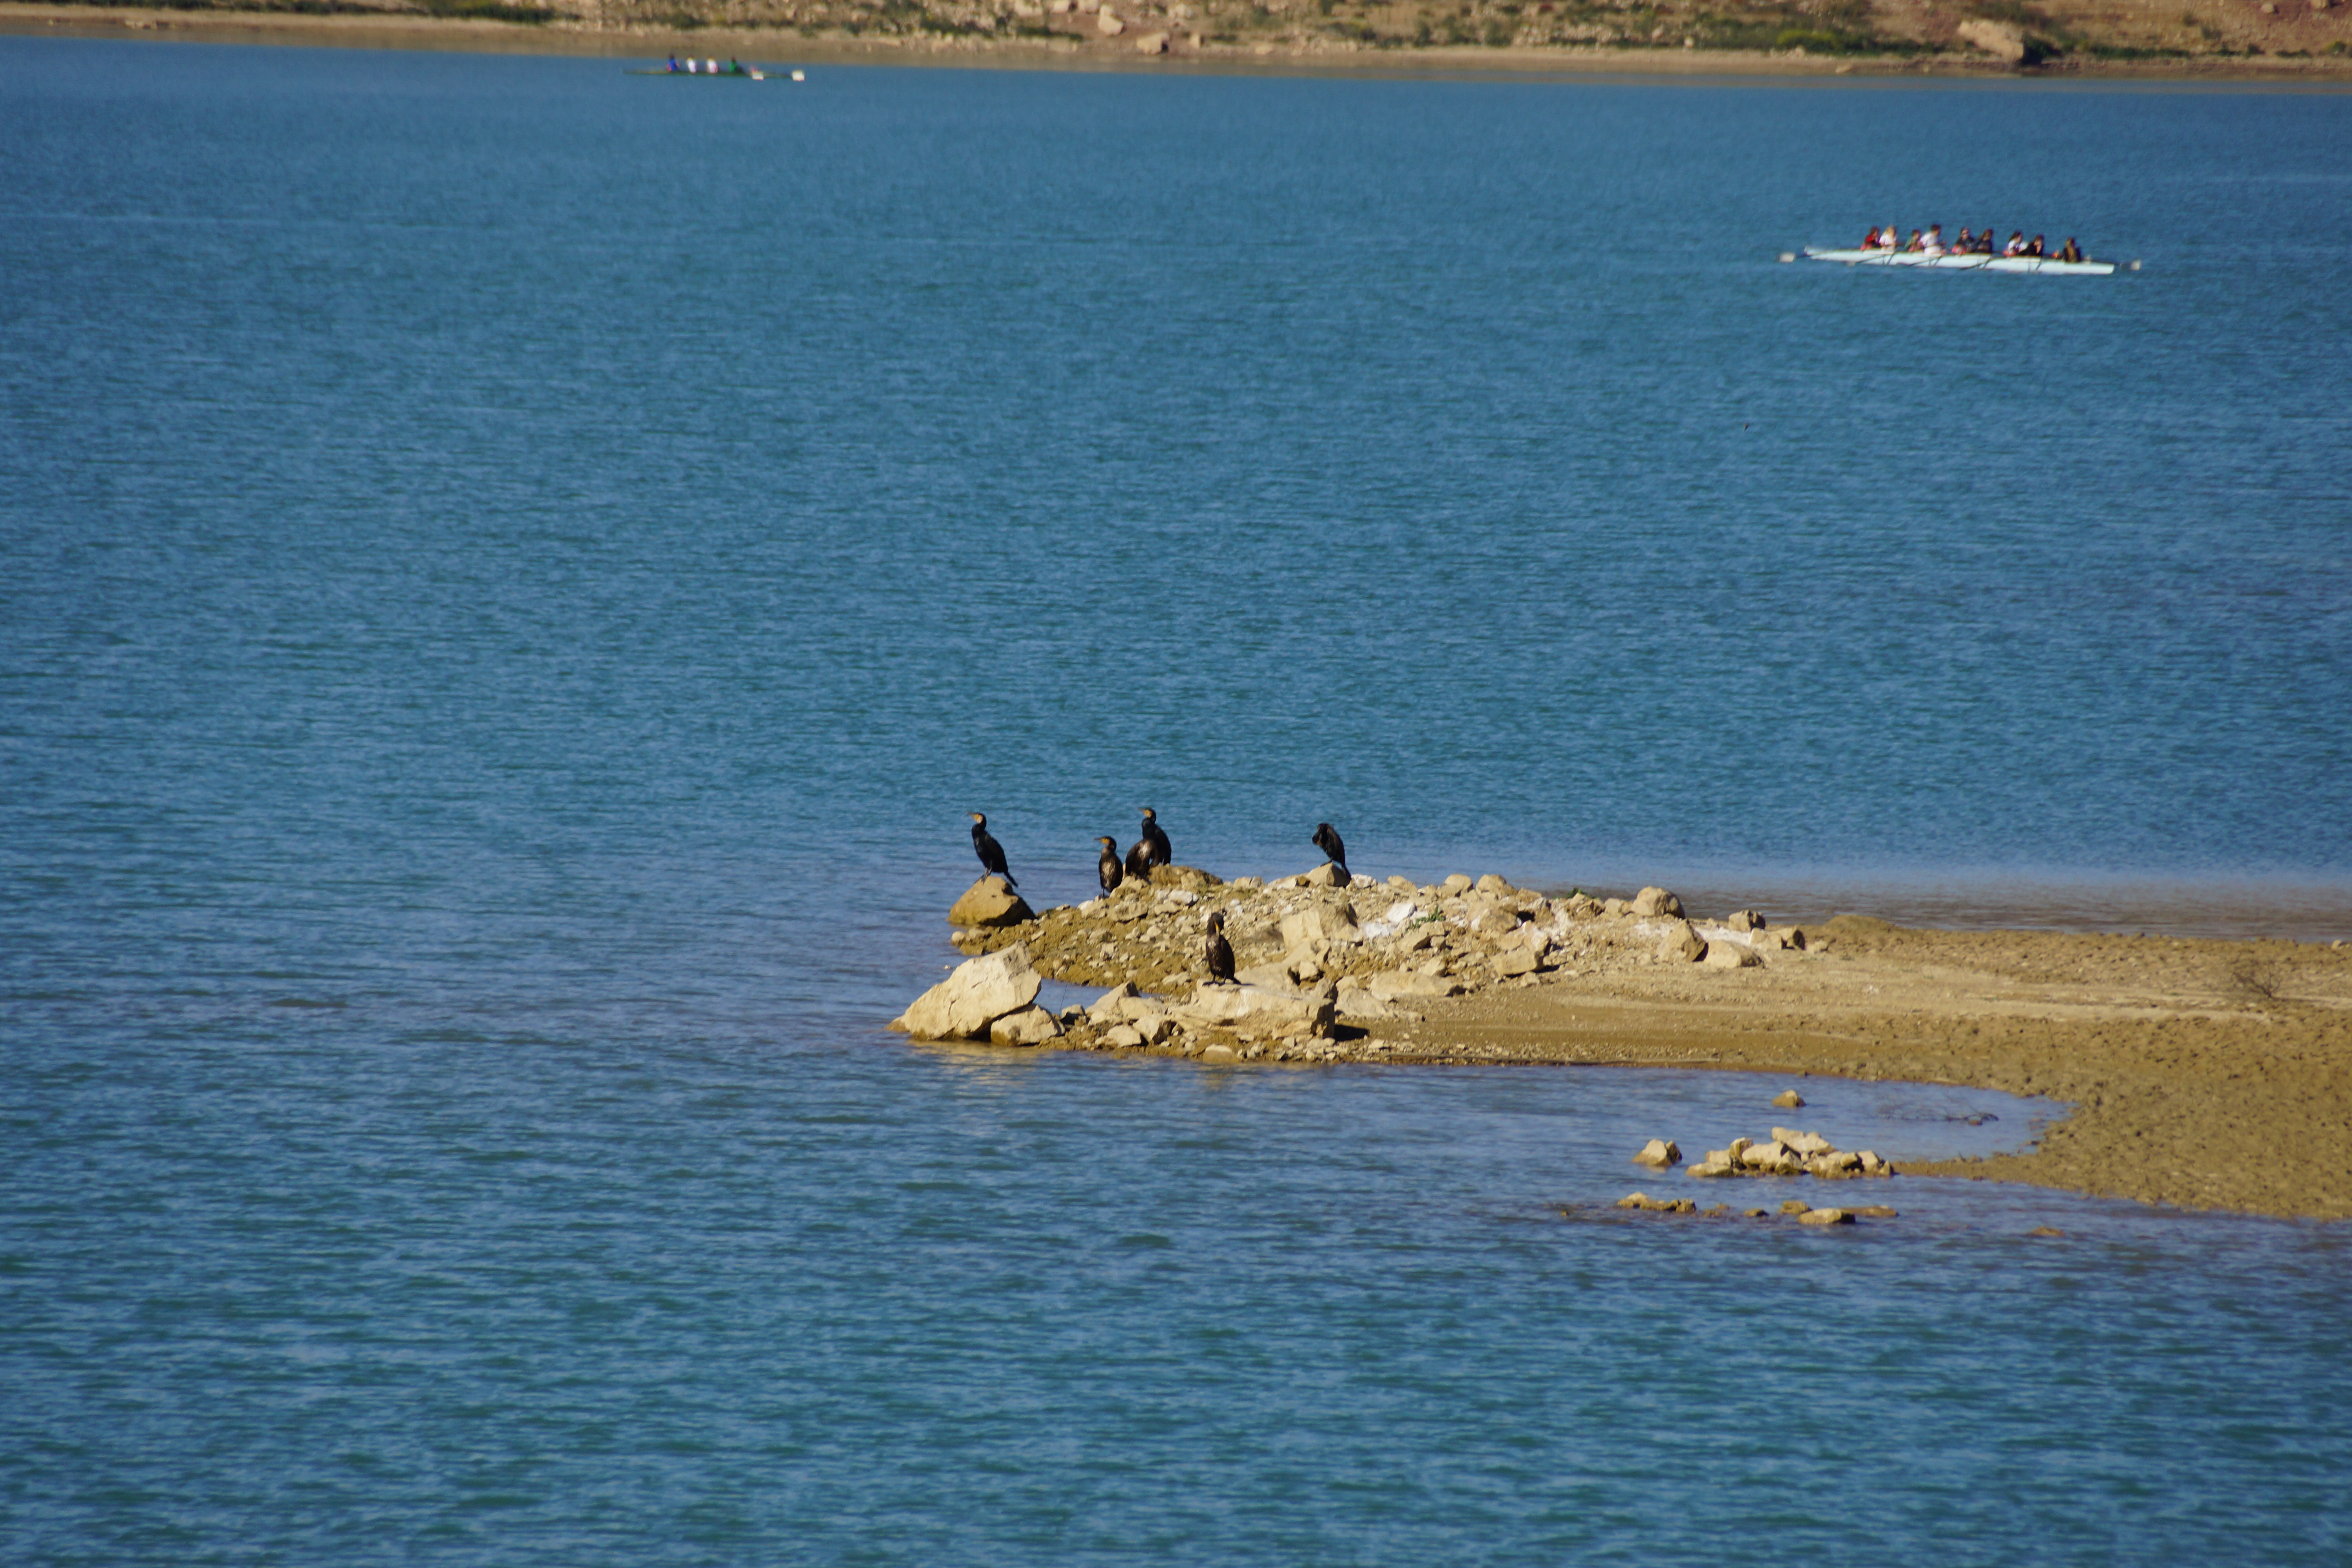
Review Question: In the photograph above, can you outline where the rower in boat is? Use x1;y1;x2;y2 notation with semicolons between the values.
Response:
2002;230;2026;256
667;54;681;71
1922;223;1945;256
2056;237;2084;263
1954;226;1973;254
1862;225;1883;249
1902;229;1924;253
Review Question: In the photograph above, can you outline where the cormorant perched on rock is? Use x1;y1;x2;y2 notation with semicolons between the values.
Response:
1095;836;1123;896
969;812;1014;887
1138;807;1171;868
1203;910;1235;984
1123;838;1152;883
1312;822;1348;875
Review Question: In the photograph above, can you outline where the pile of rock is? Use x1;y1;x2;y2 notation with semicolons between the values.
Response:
913;868;1818;1061
1684;1127;1894;1180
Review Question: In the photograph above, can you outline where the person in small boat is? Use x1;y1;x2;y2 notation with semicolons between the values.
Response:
2025;234;2046;257
706;58;720;73
728;57;746;74
2055;237;2084;263
1922;223;1945;255
1862;225;1882;249
667;54;681;71
1953;227;1973;253
2003;230;2027;256
1902;229;1926;253
1975;226;1997;254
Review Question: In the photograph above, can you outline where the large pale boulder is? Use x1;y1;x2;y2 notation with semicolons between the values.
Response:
1142;863;1221;893
990;1005;1063;1047
1135;27;1169;51
1097;7;1125;33
1631;887;1684;918
1701;940;1760;969
1727;909;1764;932
1775;1127;1834;1155
1439;874;1474;896
1088;982;1141;1021
1278;899;1359;947
1491;945;1542;979
1633;1138;1682;1168
1303;859;1351;887
1474;873;1514;897
893;944;1042;1039
1657;920;1706;964
1772;1089;1806;1109
1798;1207;1855;1226
948;876;1035;928
1957;17;2027;60
1174;981;1336;1038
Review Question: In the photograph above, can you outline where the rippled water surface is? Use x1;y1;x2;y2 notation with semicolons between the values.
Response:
3;37;2350;1564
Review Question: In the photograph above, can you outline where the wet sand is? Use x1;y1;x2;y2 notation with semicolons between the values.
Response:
1399;916;2352;1221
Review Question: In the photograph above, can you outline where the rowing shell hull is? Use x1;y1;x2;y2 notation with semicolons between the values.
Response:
1803;246;2116;276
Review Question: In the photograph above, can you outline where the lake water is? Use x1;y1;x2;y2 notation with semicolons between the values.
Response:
3;37;2349;1563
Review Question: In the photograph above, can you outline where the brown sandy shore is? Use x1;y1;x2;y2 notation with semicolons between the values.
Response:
1418;917;2352;1223
923;870;2352;1224
7;3;2352;82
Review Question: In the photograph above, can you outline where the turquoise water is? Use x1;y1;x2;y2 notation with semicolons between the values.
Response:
3;38;2350;1563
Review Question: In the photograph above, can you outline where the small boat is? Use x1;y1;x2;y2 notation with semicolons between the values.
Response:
1800;246;2121;276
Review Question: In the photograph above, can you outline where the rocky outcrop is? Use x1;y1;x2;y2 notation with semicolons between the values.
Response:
892;944;1042;1040
948;876;1035;929
905;863;1816;1062
1686;1125;1895;1181
1633;1138;1682;1167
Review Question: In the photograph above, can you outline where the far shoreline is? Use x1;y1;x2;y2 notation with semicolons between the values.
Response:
8;3;2352;86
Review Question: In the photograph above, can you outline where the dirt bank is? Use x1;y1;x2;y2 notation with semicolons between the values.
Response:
7;2;2351;82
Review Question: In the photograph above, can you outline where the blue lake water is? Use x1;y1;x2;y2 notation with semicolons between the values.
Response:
3;37;2350;1563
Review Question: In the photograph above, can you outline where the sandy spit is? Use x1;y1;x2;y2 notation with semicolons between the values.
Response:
1394;916;2352;1222
8;5;2352;83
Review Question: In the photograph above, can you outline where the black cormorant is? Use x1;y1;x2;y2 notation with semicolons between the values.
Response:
1095;836;1123;895
969;812;1014;887
1138;806;1171;869
1312;822;1348;874
1203;910;1235;984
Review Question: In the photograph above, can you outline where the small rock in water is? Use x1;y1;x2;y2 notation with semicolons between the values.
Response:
1797;1207;1855;1226
1773;1089;1806;1109
1632;1138;1682;1168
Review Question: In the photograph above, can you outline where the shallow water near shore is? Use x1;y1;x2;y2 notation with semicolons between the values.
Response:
4;36;2351;1563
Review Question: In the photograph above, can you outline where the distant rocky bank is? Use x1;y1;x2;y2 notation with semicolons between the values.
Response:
9;0;2350;79
893;862;2352;1222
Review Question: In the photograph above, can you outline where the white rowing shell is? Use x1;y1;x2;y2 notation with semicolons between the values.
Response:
1802;246;2117;276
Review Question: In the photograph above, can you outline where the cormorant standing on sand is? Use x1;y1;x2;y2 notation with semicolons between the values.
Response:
1095;836;1123;895
1203;910;1235;984
969;812;1014;887
1312;822;1348;875
1138;807;1171;868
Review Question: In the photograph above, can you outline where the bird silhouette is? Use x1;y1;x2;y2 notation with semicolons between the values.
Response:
969;812;1014;887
